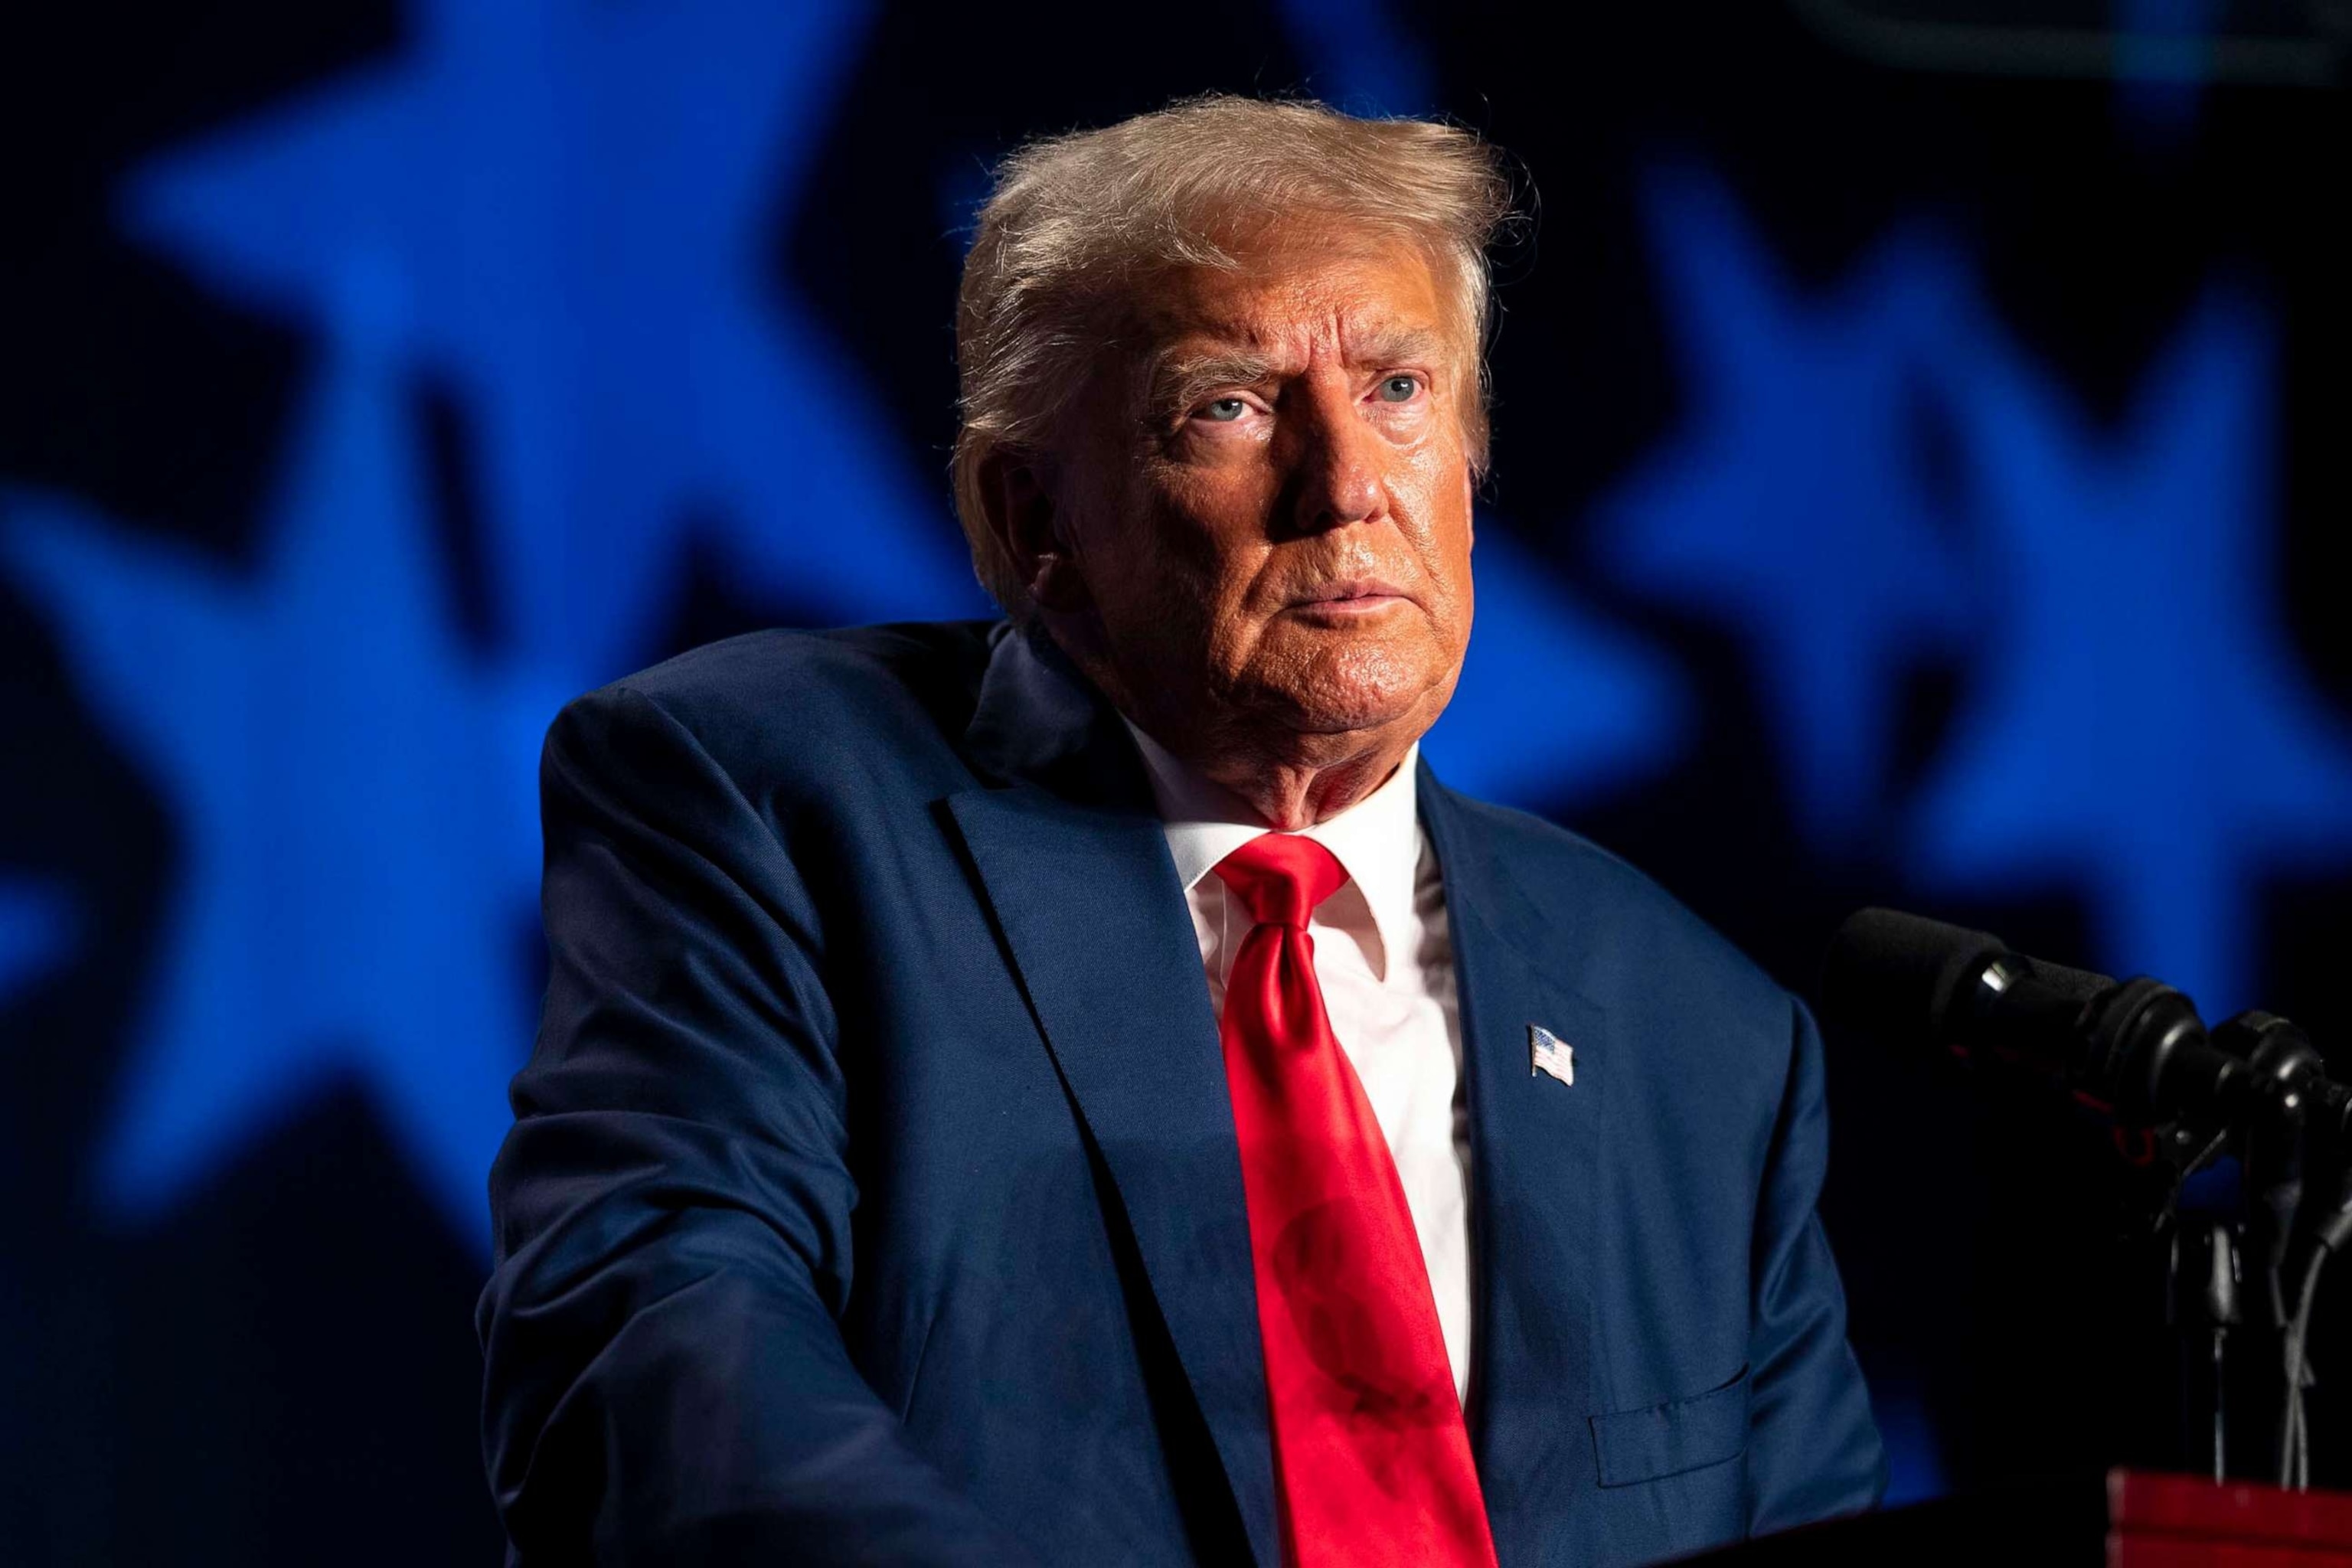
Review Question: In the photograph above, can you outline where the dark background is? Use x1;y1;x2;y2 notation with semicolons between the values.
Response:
5;1;2348;1561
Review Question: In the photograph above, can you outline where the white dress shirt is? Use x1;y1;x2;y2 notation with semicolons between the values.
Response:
1122;722;1476;1405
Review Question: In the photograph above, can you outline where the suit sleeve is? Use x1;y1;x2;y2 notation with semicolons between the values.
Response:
477;684;1034;1566
1743;994;1887;1535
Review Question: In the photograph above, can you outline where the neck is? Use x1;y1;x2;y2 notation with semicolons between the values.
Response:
1121;709;1418;828
1040;618;1431;828
1190;741;1411;830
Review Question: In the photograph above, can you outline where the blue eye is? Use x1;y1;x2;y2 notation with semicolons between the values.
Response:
1200;397;1248;422
1377;375;1419;403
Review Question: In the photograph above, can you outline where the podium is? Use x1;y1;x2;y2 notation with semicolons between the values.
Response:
1678;1472;2352;1565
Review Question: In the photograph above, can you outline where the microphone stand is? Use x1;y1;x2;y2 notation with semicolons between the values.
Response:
2211;1013;2321;1488
2167;1213;2239;1482
2275;1075;2352;1490
2125;1115;2233;1481
2089;1009;2321;1487
2095;1002;2330;1488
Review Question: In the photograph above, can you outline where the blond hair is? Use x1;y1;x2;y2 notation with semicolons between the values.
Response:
951;94;1516;618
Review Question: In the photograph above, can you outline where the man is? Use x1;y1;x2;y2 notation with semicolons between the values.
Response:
479;95;1884;1566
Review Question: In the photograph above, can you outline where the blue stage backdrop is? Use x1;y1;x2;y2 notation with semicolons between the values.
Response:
5;2;2347;1561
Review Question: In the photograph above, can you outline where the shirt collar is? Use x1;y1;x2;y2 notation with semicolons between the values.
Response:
1120;718;1423;982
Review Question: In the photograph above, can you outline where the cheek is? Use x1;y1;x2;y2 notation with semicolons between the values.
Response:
1086;472;1266;650
1142;468;1276;588
1397;449;1475;572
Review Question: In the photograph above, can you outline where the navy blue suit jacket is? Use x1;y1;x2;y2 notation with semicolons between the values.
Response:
478;619;1884;1566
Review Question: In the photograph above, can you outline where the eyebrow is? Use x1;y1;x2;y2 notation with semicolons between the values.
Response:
1351;328;1449;368
1145;328;1451;416
1148;351;1277;416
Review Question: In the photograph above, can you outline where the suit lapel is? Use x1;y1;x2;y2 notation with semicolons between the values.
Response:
1420;768;1611;1566
946;627;1282;1567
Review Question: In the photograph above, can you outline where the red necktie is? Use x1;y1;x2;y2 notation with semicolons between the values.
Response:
1212;833;1497;1568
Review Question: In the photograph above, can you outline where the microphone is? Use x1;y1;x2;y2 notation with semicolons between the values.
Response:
1819;907;2246;1128
1824;908;2352;1488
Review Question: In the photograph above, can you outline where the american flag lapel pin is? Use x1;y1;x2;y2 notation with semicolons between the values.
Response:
1528;1024;1574;1087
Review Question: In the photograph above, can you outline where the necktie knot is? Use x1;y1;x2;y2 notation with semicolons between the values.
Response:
1213;832;1348;930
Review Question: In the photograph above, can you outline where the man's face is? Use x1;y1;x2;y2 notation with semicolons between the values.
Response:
1053;240;1476;761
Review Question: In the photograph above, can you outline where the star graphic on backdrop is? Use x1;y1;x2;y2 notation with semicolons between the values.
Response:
1592;166;1975;850
1909;290;2352;1015
122;0;988;689
0;879;77;1010
3;295;554;1245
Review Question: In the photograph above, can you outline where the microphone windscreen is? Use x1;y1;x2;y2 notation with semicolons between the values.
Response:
1819;908;2010;1047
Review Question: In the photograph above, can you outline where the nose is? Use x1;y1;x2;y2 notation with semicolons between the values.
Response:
1282;378;1387;536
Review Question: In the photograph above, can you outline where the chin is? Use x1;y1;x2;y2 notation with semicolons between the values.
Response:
1274;644;1453;737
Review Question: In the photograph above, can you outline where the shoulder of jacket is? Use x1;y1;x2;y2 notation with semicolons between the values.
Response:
557;619;1001;779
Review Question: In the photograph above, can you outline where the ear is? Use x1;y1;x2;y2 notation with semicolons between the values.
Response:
978;450;1092;614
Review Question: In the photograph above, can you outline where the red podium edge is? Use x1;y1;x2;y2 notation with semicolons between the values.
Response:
2109;1469;2352;1548
2109;1471;2352;1567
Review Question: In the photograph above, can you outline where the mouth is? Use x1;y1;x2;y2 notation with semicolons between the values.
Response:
1285;578;1415;619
